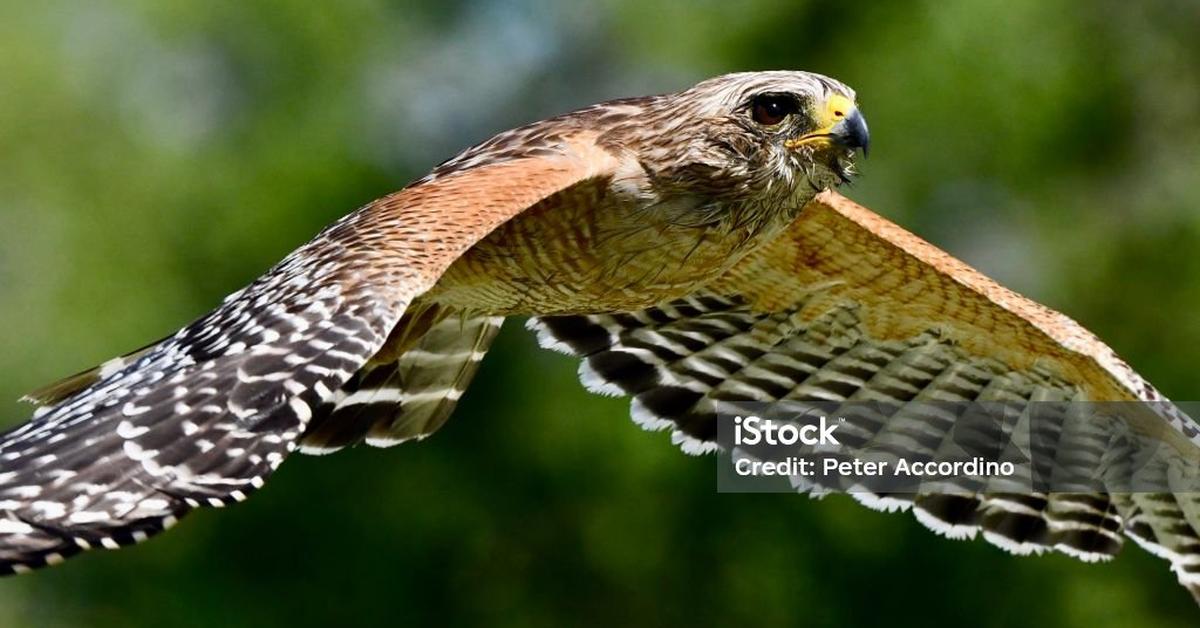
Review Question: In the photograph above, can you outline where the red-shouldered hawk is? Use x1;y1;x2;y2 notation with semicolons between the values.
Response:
3;71;1199;605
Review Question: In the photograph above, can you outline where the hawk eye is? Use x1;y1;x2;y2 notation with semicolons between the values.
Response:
750;94;799;126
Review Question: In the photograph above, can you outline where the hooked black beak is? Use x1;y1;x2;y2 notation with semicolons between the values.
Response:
832;109;869;157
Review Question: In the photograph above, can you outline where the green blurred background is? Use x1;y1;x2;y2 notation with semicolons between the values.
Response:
1;1;1199;626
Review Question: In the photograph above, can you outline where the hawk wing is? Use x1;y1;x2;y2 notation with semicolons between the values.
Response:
0;132;619;572
531;190;1200;600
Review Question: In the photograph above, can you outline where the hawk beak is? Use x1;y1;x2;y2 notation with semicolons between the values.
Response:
834;108;870;157
785;94;870;157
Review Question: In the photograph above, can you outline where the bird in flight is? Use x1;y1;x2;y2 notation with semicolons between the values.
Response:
2;70;1199;603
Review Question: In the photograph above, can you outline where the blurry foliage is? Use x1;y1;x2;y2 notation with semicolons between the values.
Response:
1;0;1199;626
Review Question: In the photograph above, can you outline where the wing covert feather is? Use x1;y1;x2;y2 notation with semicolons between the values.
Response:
709;191;1198;446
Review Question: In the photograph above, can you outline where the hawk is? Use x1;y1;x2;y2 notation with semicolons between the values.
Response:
2;70;1199;603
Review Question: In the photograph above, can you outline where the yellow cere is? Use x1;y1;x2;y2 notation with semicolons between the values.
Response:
820;94;856;130
785;93;857;150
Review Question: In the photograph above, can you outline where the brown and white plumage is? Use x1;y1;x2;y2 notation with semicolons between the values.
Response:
0;134;614;570
2;70;1199;605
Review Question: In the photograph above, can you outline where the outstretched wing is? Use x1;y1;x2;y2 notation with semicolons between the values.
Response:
531;190;1200;601
0;132;619;573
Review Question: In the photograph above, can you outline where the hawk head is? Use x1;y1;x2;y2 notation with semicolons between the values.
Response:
641;71;870;199
427;71;867;213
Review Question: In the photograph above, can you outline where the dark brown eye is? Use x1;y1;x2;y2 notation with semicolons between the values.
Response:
750;94;798;126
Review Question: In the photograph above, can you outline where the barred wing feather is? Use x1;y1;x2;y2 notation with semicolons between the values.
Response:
530;190;1200;602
